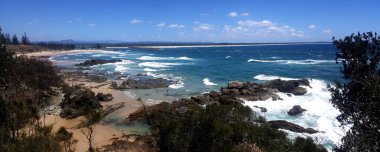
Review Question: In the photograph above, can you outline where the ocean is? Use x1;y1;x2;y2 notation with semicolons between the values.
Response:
52;43;344;150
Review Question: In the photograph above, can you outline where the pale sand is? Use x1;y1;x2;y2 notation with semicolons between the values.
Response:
24;49;112;57
44;80;148;152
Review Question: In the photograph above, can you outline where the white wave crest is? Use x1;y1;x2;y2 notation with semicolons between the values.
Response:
225;56;231;59
143;68;158;72
248;59;335;65
137;56;193;61
253;74;298;81
138;62;188;68
115;65;128;73
203;78;217;86
243;78;345;150
169;81;185;89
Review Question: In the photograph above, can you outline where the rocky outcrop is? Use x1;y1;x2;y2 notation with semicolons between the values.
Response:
112;74;176;89
101;134;157;152
287;105;306;116
263;79;309;95
75;59;122;66
125;90;243;123
60;87;102;119
96;92;113;102
125;79;312;123
267;120;318;134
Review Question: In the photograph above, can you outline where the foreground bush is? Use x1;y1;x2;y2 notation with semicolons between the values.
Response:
148;103;327;152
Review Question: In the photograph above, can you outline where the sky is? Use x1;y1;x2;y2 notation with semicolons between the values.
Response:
1;0;379;43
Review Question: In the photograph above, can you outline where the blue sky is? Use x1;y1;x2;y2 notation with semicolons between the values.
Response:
1;0;379;42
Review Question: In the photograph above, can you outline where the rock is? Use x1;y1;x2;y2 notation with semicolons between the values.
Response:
59;86;102;119
228;81;244;89
96;92;114;102
287;93;292;97
287;105;306;115
263;79;309;95
75;59;122;66
267;120;318;134
253;106;267;112
117;76;175;89
292;87;307;95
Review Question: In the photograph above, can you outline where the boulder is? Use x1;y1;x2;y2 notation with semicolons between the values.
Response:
96;92;114;102
263;79;309;95
60;86;102;119
267;120;318;134
228;81;244;89
287;105;306;115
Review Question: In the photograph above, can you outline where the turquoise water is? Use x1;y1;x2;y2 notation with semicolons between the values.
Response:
52;44;344;150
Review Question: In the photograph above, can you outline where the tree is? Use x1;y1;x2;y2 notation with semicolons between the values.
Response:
21;32;30;45
11;34;19;45
330;32;380;151
5;33;11;44
80;108;101;152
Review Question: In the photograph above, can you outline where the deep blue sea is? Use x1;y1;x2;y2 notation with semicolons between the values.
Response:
52;44;345;150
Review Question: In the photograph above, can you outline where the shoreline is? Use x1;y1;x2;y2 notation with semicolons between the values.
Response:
24;49;113;57
43;65;153;152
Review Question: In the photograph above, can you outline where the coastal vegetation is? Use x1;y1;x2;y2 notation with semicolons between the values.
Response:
0;28;72;151
330;32;380;151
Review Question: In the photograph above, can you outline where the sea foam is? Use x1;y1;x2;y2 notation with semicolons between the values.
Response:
245;75;345;150
137;56;193;61
203;78;217;86
248;59;335;65
138;62;188;68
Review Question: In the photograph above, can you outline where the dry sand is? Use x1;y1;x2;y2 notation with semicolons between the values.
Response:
44;81;148;152
29;49;154;151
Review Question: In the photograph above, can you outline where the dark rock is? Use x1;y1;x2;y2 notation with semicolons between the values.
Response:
287;105;306;115
263;79;309;95
287;93;292;97
253;106;267;112
228;81;244;89
267;120;318;134
60;87;102;119
75;59;122;66
96;92;114;102
117;76;175;89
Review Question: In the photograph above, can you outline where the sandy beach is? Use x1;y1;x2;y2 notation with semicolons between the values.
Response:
24;49;111;57
29;49;152;151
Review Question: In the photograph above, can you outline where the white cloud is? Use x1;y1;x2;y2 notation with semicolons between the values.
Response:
308;24;317;29
194;23;214;31
168;24;185;29
224;25;248;33
225;19;304;38
323;29;332;34
228;12;238;17
157;22;166;27
67;20;73;24
130;19;143;24
88;23;96;27
238;19;274;27
240;12;249;16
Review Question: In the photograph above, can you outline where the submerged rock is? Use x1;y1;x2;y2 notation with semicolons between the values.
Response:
112;74;176;89
75;59;122;66
287;105;306;116
267;120;318;134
